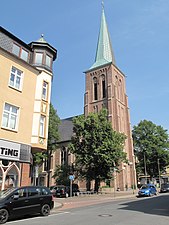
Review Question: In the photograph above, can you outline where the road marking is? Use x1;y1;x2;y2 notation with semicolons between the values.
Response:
8;212;70;223
51;211;70;216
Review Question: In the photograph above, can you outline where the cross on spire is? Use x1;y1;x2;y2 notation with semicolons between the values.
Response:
102;0;104;9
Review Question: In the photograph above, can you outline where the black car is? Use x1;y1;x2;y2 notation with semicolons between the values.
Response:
50;184;80;198
0;186;54;224
49;185;69;198
160;183;169;193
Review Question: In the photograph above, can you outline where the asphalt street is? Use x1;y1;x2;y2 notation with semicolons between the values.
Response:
7;193;169;225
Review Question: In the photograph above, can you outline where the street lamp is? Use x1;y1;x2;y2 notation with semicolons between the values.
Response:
157;159;161;189
129;161;135;194
143;152;147;184
113;168;117;197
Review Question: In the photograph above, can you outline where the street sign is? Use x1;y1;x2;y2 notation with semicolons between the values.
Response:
69;175;74;180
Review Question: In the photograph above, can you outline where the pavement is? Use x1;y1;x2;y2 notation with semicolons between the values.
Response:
53;189;137;210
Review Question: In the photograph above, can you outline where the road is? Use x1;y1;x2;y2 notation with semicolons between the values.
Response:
7;193;169;225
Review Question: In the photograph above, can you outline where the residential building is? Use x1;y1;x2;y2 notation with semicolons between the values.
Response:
0;26;57;189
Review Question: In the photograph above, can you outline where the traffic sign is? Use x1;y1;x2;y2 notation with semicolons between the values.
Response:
69;175;74;180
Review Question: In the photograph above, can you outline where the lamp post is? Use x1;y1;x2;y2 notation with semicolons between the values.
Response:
113;168;117;198
129;162;135;194
143;152;147;184
157;158;161;189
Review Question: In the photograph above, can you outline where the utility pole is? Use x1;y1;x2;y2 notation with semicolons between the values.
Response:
144;152;147;184
157;158;161;189
129;162;135;194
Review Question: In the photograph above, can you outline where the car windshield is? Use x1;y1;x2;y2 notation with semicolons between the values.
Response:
0;188;15;199
141;185;149;189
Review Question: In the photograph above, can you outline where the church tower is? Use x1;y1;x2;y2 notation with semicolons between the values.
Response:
84;4;136;191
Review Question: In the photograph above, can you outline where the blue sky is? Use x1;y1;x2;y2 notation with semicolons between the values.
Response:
1;0;169;131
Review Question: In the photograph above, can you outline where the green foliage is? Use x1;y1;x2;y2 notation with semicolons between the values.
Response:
47;104;60;152
68;108;127;191
33;152;47;165
52;164;71;186
132;120;169;177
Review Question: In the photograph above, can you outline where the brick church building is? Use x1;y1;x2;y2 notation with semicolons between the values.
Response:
50;5;136;191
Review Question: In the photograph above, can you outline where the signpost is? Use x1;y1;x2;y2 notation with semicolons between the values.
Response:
69;175;74;197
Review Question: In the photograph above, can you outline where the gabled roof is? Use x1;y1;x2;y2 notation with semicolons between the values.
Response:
58;117;74;143
89;6;116;71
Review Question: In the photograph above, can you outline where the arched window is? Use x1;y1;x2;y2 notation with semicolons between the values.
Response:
102;75;106;98
61;146;67;165
93;77;98;101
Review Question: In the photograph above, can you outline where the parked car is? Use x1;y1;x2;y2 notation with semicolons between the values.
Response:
50;184;80;198
138;184;157;197
0;186;54;224
66;184;80;196
160;183;169;193
49;185;69;198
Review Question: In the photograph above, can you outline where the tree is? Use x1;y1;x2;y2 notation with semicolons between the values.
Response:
132;120;169;178
46;103;60;187
52;164;72;186
68;109;127;192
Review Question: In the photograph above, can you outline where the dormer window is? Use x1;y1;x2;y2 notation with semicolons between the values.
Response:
12;43;20;56
20;49;28;61
12;43;29;62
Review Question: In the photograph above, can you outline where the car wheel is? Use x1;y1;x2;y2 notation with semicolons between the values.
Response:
41;204;50;216
0;209;9;224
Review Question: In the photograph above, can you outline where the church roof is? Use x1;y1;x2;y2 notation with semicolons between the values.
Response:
58;117;74;143
89;5;115;71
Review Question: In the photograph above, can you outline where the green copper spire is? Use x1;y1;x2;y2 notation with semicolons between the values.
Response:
90;4;115;70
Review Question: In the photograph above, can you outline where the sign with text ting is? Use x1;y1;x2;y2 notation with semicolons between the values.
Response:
0;139;20;161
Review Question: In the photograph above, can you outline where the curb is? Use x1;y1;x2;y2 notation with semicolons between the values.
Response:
53;193;137;210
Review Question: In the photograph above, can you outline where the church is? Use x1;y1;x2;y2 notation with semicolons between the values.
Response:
49;4;136;191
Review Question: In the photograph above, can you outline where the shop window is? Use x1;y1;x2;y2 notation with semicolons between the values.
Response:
2;160;9;166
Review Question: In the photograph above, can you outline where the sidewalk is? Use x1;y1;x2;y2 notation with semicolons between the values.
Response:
53;189;137;209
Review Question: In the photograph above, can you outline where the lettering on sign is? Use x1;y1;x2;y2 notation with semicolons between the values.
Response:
0;139;20;161
0;147;19;157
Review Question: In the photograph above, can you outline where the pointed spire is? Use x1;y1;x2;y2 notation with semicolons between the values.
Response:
90;3;116;70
